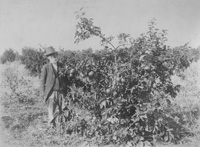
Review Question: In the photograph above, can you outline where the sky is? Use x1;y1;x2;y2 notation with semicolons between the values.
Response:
0;0;200;55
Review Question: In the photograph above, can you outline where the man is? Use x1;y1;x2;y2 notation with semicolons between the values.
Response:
40;46;65;127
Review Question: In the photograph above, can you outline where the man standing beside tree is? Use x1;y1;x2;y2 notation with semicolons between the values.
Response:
40;46;65;128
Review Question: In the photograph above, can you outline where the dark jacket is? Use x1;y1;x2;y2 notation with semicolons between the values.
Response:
40;62;64;102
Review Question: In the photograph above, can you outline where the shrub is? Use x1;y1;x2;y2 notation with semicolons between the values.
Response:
48;12;199;146
20;47;47;76
0;48;16;64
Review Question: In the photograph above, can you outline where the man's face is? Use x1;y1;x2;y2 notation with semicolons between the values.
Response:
48;54;57;64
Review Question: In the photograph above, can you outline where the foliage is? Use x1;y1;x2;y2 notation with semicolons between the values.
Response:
171;60;200;135
39;12;199;146
0;62;43;132
20;47;47;76
0;48;16;64
1;61;200;147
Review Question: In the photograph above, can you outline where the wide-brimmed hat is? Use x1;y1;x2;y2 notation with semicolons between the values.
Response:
45;46;57;56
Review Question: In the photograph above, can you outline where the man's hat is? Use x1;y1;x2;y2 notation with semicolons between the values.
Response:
45;46;57;56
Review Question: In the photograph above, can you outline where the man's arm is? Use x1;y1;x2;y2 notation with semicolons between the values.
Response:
40;65;47;96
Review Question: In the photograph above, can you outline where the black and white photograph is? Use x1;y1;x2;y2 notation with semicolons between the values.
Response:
0;0;200;147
